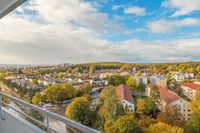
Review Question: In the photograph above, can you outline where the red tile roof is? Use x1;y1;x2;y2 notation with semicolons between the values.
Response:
115;84;134;103
181;82;200;90
148;83;180;103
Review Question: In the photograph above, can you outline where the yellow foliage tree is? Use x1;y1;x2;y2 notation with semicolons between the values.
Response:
66;96;91;125
126;77;136;90
146;122;183;133
32;92;42;105
136;98;145;116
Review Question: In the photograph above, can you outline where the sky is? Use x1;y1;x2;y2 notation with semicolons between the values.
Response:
0;0;200;64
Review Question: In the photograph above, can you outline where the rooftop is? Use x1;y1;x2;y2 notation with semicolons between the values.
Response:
181;82;200;90
148;84;180;103
115;84;134;103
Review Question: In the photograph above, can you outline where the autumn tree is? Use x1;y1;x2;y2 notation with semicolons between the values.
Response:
126;77;136;90
32;92;43;105
157;105;185;127
146;122;184;133
186;90;200;133
44;83;75;103
120;64;132;71
136;98;145;116
104;113;143;133
66;96;93;125
190;90;200;113
89;65;96;74
137;115;156;129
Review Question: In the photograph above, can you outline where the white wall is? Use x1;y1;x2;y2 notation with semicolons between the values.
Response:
121;100;135;112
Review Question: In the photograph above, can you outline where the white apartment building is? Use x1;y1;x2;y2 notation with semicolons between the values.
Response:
181;82;200;100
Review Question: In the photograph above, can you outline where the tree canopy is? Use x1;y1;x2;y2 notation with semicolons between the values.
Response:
66;96;92;125
104;113;143;133
146;122;183;133
43;83;75;103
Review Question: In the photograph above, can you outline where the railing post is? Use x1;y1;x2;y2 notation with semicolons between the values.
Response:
47;115;50;133
0;93;2;112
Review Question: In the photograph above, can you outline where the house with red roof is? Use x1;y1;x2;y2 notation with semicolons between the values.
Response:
146;84;191;120
181;82;200;100
115;84;135;112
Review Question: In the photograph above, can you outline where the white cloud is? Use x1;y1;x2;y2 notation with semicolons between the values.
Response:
162;0;200;17
124;6;146;16
147;18;200;34
112;5;123;10
0;0;200;64
26;0;122;33
0;15;200;64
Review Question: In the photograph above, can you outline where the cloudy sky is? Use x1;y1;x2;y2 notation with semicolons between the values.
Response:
0;0;200;64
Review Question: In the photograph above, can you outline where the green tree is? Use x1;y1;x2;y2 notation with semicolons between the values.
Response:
187;90;200;133
186;113;200;133
137;83;146;91
150;85;160;117
97;86;125;129
108;75;129;86
143;97;155;115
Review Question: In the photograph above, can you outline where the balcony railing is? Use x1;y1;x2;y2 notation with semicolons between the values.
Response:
0;92;101;133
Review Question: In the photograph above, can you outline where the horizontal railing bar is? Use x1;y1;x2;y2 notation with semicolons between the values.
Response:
2;103;57;132
0;92;101;133
3;103;60;133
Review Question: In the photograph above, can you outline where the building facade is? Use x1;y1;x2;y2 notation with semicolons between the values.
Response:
146;84;191;120
115;84;135;111
181;82;200;100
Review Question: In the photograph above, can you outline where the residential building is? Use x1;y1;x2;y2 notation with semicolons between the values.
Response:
146;84;191;120
150;75;158;83
156;75;167;87
174;73;194;82
115;84;135;111
185;73;194;79
193;80;200;85
120;71;131;76
135;76;148;85
174;73;185;82
181;82;200;100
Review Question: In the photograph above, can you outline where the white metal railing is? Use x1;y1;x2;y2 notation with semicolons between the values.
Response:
0;92;101;133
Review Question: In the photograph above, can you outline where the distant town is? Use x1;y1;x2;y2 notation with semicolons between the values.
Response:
0;62;200;133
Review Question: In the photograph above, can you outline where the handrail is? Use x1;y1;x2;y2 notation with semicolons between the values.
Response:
0;92;101;133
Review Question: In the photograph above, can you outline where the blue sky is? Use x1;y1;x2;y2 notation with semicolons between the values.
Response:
94;0;200;42
0;0;200;64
